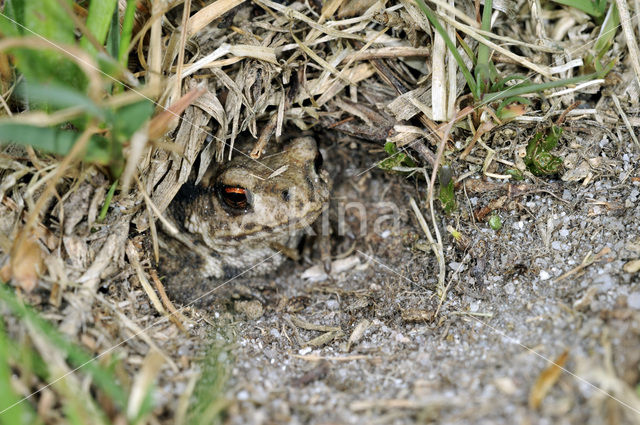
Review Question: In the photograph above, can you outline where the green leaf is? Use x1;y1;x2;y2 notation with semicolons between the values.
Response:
438;165;456;214
0;123;112;164
505;168;524;180
106;4;121;60
378;153;408;171
549;0;607;17
594;3;619;54
15;81;105;118
544;125;563;150
104;100;153;177
112;100;154;142
0;0;86;90
384;141;397;155
0;123;77;154
378;142;416;171
1;0;74;41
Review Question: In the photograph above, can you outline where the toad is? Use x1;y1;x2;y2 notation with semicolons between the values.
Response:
157;137;331;305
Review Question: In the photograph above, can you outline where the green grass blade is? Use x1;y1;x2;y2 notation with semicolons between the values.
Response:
106;5;121;60
99;179;119;222
82;0;119;55
119;0;138;67
475;0;493;94
594;3;619;54
455;33;477;66
493;74;528;91
495;96;531;119
479;71;606;106
496;95;531;112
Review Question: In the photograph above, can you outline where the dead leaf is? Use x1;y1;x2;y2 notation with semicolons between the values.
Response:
9;234;44;292
148;86;206;140
528;350;569;409
401;309;434;323
499;103;527;120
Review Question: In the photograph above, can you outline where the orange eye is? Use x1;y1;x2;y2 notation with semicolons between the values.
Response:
219;185;250;210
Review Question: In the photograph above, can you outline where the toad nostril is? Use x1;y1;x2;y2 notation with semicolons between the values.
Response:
313;151;323;174
281;189;290;202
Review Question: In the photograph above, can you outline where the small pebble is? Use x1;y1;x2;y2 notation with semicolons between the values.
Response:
628;292;640;310
539;270;551;281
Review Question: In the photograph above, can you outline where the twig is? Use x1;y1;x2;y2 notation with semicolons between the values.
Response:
614;0;640;86
610;94;640;148
126;240;166;315
409;198;445;297
554;247;612;282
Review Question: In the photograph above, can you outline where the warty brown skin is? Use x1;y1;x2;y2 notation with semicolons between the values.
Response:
157;137;331;305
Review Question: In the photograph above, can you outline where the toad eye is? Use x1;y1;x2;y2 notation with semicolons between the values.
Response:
218;185;251;210
313;151;323;174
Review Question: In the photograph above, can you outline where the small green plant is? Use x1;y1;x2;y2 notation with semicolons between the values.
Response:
489;214;502;231
98;179;119;223
378;142;416;171
524;125;564;175
438;164;456;214
505;168;525;180
0;0;152;177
